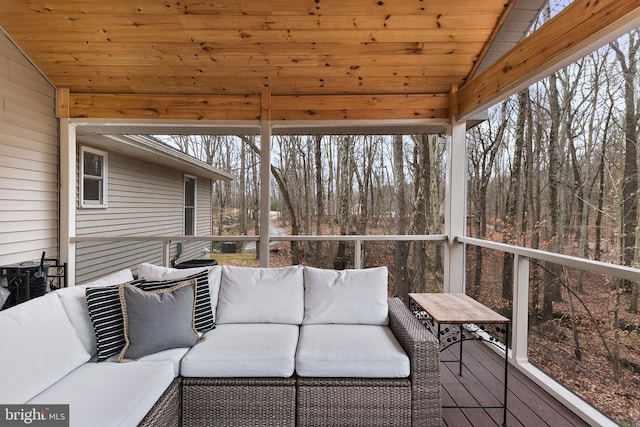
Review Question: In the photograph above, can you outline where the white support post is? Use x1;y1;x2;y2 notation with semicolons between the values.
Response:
354;239;362;269
444;120;467;293
259;120;271;268
162;240;171;267
59;119;76;286
512;254;530;363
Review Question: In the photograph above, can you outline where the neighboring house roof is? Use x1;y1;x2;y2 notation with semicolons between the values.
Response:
77;128;233;181
475;0;547;75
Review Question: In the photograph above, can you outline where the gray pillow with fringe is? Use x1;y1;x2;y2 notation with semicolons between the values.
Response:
118;279;200;361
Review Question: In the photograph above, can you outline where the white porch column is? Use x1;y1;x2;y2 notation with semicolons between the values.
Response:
259;119;271;267
512;254;530;363
443;119;467;293
59;119;76;286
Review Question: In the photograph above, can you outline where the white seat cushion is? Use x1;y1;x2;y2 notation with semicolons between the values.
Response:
303;266;389;325
56;268;134;356
216;265;304;324
296;324;410;378
180;324;299;378
104;347;190;376
0;293;90;403
28;361;175;427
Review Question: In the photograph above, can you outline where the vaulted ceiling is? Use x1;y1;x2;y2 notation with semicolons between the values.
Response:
0;0;638;123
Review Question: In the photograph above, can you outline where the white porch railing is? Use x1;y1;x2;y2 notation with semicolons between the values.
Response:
456;236;638;427
71;234;448;269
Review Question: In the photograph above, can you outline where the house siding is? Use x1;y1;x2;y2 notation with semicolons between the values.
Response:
0;32;58;265
75;147;213;283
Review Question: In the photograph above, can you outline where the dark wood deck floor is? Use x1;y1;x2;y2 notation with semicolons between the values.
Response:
440;340;590;427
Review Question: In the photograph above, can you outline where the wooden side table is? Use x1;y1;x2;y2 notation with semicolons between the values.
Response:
409;293;510;426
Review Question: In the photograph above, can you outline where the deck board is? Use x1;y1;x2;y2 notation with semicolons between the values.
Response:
440;340;590;427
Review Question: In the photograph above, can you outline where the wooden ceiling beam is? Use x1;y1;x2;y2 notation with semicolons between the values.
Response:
6;28;493;44
0;13;501;31
458;0;640;119
1;0;504;17
52;75;455;96
272;94;448;121
19;41;483;56
66;94;262;120
63;93;449;121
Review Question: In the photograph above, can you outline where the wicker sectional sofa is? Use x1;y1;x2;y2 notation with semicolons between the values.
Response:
0;263;441;427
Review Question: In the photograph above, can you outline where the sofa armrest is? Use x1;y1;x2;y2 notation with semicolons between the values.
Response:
388;297;442;427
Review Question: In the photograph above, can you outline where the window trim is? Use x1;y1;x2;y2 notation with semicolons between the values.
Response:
79;146;108;208
184;174;196;236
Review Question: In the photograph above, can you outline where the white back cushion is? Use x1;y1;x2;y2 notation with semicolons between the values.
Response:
78;268;134;287
216;265;304;324
0;293;90;403
57;268;134;355
138;262;222;321
303;266;389;325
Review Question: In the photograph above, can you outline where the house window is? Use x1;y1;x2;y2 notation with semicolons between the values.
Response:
80;147;107;208
184;176;196;236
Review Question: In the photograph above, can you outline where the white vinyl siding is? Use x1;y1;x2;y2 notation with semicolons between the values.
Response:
75;150;213;283
0;32;58;265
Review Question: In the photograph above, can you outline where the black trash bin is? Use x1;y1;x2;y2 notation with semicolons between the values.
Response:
174;259;219;269
221;242;237;253
1;253;50;309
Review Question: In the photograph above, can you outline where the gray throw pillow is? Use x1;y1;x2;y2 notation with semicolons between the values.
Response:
117;279;200;361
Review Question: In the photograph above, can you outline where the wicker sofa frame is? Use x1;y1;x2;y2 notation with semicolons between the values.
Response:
142;298;441;427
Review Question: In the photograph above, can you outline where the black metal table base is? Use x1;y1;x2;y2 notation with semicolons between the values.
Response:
412;302;510;426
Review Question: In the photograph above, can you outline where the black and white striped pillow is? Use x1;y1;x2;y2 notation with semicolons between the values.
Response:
86;271;214;362
86;279;144;362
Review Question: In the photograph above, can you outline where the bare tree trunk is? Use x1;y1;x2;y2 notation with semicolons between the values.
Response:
429;140;443;273
611;32;639;312
502;91;527;301
252;156;260;259
327;137;335;234
315;135;324;254
239;138;247;235
393;135;410;302
334;137;352;270
595;133;607;261
544;66;564;321
408;135;431;293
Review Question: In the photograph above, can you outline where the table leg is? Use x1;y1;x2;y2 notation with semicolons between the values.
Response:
459;328;463;376
502;322;509;426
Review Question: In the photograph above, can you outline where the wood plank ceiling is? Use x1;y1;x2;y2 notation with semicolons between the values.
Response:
0;0;638;123
0;0;511;122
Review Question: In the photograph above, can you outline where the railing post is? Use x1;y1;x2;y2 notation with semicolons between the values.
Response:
354;239;362;269
162;240;171;267
259;91;272;268
512;253;530;363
